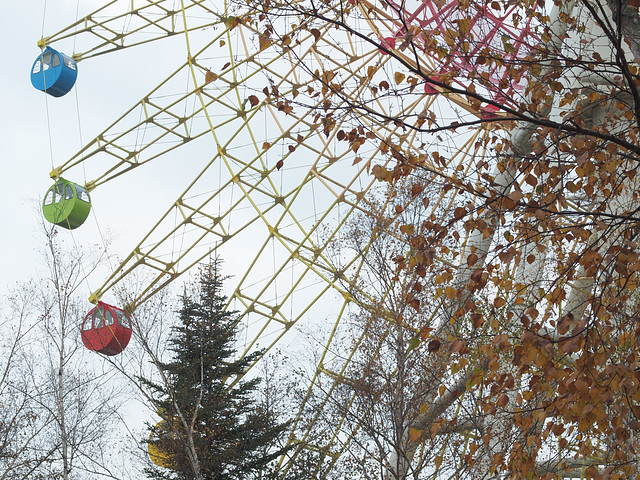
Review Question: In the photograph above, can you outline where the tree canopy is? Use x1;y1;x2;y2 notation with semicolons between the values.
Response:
235;0;640;477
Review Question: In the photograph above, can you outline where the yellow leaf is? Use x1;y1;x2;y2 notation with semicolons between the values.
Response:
400;224;415;235
394;72;405;85
457;18;470;35
259;35;272;51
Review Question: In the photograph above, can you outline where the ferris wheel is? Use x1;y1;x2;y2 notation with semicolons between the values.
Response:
31;0;583;477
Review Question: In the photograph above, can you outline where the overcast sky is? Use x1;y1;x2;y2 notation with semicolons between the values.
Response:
2;1;191;296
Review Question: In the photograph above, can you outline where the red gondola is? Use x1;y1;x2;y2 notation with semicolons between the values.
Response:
81;302;132;355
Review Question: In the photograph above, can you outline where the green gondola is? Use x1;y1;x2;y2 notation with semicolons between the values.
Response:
42;178;91;230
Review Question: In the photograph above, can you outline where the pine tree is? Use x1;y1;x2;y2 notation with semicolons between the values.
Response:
143;259;290;480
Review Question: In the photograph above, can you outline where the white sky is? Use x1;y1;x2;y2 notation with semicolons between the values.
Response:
2;1;191;293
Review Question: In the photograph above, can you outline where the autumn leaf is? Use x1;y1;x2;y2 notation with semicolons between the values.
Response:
428;339;441;353
259;35;272;51
248;95;259;107
457;18;471;35
400;224;415;235
223;15;243;30
449;339;465;354
394;71;406;85
276;159;284;170
444;286;456;300
420;326;433;340
205;70;217;84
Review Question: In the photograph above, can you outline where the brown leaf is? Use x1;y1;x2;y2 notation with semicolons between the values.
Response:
420;326;433;340
471;313;484;328
400;224;415;235
394;72;406;85
259;36;272;51
310;28;321;42
205;70;218;84
248;95;259;107
428;339;441;353
276;159;284;170
409;298;420;311
450;339;465;354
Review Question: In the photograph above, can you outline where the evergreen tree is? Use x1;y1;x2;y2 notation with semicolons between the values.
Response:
143;259;290;480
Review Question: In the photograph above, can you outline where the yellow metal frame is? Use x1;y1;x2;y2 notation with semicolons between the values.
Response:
42;0;543;477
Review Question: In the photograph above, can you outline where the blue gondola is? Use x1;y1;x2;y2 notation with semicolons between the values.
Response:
30;46;78;97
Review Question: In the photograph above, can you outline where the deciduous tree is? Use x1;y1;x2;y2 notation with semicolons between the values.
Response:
240;0;640;477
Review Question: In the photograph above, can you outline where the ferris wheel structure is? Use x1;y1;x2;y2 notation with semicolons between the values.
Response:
33;0;616;477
